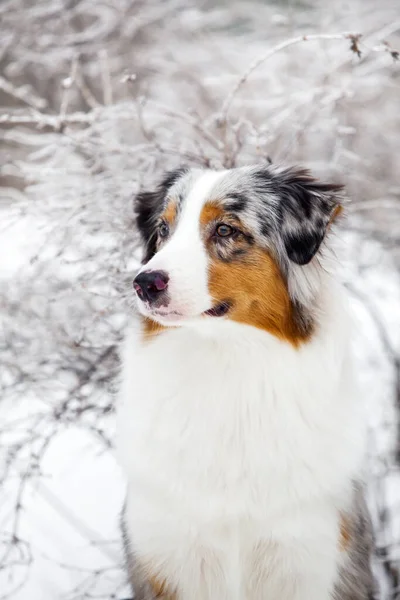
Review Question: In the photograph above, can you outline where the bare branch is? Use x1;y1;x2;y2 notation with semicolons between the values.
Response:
0;111;94;130
220;32;363;122
0;75;47;110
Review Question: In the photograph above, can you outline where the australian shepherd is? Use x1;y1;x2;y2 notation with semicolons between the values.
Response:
117;165;374;599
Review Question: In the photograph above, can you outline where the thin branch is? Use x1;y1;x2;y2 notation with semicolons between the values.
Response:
59;57;80;120
76;66;101;109
0;111;94;130
220;32;362;122
99;50;113;106
0;75;47;111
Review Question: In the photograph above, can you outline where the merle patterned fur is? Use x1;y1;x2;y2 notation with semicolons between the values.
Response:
136;165;342;267
135;164;344;325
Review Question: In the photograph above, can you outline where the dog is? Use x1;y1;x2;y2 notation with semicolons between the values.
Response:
117;165;374;599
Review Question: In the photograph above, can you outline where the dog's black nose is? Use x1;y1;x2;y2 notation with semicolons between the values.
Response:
133;270;169;303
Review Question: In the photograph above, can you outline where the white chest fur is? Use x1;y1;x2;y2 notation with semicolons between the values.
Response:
117;285;365;600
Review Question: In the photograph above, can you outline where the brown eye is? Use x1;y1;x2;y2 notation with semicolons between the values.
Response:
158;221;169;239
215;224;235;238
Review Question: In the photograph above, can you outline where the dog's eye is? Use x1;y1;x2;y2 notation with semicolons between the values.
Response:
215;224;235;238
158;221;169;239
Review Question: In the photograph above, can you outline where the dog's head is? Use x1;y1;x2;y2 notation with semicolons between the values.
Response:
133;165;343;344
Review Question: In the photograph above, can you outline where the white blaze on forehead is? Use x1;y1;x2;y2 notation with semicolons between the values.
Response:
176;170;227;236
142;170;227;316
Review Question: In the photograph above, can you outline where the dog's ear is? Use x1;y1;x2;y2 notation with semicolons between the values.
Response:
135;168;186;264
278;169;344;265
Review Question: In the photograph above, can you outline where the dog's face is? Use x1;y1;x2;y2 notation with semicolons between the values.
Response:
134;166;342;343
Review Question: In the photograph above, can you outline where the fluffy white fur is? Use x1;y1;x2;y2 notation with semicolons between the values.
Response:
117;171;366;599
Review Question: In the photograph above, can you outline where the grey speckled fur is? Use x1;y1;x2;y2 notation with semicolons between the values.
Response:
121;483;375;600
333;483;376;600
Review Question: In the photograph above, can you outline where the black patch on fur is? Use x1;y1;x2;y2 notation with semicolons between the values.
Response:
231;248;248;258
252;169;275;195
272;168;343;265
215;241;250;263
260;222;271;237
284;230;320;266
135;168;187;263
252;167;343;264
242;232;255;245
225;192;248;213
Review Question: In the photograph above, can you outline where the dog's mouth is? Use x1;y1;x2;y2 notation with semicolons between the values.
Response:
148;308;184;321
203;301;232;318
138;298;232;322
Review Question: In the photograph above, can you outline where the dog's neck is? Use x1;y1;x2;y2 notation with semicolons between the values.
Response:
129;276;352;400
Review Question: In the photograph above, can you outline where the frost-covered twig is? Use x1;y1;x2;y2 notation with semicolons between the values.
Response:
220;32;362;122
0;75;47;110
0;111;94;129
59;57;80;121
99;49;113;106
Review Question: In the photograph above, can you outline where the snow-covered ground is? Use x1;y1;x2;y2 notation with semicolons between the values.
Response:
0;217;128;599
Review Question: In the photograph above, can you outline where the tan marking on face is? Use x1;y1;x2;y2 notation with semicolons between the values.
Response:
339;514;351;552
200;202;253;262
208;249;311;345
142;316;167;341
200;203;312;346
199;203;226;227
162;200;178;227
